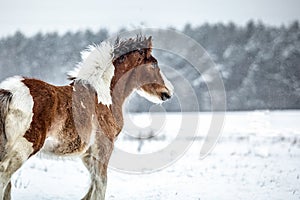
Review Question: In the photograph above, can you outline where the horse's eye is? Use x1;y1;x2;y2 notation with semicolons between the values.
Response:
119;55;125;62
138;49;144;55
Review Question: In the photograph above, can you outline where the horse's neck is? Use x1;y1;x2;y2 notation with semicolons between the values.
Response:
110;67;137;134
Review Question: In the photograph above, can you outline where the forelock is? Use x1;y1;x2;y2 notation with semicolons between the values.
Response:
113;35;152;60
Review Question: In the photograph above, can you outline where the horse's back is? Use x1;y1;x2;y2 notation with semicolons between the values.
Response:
0;76;98;157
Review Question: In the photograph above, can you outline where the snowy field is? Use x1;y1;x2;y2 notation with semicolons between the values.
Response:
11;111;300;200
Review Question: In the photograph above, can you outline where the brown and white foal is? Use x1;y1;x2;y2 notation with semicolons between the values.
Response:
0;36;173;200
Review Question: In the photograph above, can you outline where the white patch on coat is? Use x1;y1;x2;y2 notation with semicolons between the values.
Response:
136;89;164;104
42;118;65;154
160;71;174;95
0;76;34;189
80;101;86;109
89;122;97;147
68;42;115;105
0;76;34;146
42;137;60;153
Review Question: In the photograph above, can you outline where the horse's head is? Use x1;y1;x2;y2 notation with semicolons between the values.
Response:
112;36;173;103
135;50;173;103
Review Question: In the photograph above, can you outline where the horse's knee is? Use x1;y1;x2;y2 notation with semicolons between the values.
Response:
2;181;11;200
1;148;31;176
0;162;13;199
0;162;10;186
81;154;108;200
81;179;107;200
0;136;33;199
0;176;10;200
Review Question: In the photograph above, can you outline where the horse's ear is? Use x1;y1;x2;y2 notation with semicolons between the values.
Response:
146;36;152;58
147;36;152;49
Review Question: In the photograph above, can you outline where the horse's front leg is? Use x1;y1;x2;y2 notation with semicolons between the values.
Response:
81;135;113;200
81;154;108;200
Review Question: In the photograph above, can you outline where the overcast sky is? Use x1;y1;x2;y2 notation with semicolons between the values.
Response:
0;0;300;37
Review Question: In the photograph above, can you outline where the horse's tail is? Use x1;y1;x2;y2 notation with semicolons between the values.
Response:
0;89;12;160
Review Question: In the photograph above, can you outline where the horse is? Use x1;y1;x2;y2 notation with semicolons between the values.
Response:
0;36;173;200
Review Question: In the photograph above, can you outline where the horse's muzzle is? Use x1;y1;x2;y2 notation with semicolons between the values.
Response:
160;92;171;101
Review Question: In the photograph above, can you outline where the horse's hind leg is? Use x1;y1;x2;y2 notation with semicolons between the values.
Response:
2;182;11;200
0;137;33;200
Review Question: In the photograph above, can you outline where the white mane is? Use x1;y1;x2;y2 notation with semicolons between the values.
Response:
68;42;115;105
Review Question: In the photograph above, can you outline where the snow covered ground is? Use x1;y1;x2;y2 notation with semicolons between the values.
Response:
11;111;300;200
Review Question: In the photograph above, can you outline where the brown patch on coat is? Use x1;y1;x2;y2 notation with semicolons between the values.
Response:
22;79;56;155
22;79;98;156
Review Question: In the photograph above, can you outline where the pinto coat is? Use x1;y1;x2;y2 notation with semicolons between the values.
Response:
0;36;173;200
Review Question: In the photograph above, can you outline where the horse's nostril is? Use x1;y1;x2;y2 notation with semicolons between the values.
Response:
161;92;171;101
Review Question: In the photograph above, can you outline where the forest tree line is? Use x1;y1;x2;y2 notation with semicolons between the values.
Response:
0;21;299;111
